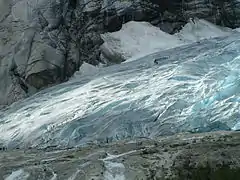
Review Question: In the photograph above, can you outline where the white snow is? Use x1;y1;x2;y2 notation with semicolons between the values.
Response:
104;161;125;180
102;150;137;161
101;19;234;63
50;172;57;180
234;28;240;32
102;149;152;180
72;62;99;78
5;169;29;180
175;18;232;42
100;21;184;62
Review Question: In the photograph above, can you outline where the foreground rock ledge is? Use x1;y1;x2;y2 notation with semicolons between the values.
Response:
1;131;240;179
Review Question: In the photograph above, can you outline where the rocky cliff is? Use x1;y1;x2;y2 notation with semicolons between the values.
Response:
0;0;240;106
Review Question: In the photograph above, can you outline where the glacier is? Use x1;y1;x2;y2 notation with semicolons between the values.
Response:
1;25;240;149
100;19;232;63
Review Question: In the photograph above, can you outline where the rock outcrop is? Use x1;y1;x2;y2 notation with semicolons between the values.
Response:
142;0;240;33
0;0;76;105
1;131;240;179
0;0;240;106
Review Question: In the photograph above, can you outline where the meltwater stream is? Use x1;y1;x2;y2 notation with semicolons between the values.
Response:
1;33;240;149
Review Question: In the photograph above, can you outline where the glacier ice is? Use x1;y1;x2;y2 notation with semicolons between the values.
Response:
1;32;240;149
100;21;184;62
234;28;240;32
72;62;100;78
100;19;233;63
5;169;29;180
175;18;232;42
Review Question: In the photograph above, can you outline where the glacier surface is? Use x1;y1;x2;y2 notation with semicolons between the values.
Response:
1;32;240;149
101;19;232;63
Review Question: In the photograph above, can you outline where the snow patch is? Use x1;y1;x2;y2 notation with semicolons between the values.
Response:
5;169;29;180
175;18;232;42
234;28;240;32
78;62;99;76
100;19;233;63
100;21;184;63
104;161;125;180
50;172;57;180
103;150;137;161
72;62;99;78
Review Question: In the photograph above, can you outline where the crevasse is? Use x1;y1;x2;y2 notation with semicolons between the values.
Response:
1;30;240;149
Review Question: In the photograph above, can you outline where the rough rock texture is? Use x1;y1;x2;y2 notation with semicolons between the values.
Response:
0;0;76;105
142;0;240;33
0;0;240;106
0;131;240;179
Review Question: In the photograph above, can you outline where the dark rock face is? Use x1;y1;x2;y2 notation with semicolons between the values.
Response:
181;0;240;28
0;0;240;105
140;0;240;34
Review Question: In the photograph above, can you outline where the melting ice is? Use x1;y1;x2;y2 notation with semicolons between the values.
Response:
1;29;240;149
